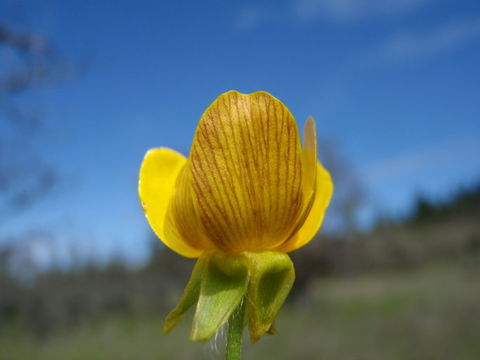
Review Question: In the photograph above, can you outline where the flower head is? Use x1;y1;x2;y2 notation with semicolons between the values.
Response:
139;90;333;342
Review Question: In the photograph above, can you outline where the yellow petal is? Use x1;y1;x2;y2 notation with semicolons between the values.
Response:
277;162;333;252
302;117;317;199
164;162;214;253
138;148;202;258
189;90;303;253
275;117;318;249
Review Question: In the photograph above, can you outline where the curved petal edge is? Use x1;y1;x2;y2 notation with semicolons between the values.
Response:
138;148;202;258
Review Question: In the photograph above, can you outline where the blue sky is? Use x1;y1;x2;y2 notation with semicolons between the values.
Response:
2;0;480;263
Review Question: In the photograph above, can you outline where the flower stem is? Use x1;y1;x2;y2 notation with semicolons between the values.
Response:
225;298;245;360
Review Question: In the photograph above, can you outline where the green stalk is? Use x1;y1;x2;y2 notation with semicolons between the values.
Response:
225;299;246;360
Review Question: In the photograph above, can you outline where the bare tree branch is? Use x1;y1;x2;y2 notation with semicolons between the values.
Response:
0;24;70;222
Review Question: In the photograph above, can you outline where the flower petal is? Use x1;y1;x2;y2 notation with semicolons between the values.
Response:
164;162;214;252
138;148;202;258
301;117;317;200
277;162;333;252
274;117;319;249
189;91;303;252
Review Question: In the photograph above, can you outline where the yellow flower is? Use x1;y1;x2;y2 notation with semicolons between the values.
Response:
139;90;333;342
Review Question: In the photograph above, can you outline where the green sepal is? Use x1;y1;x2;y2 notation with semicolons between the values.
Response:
164;251;295;344
243;251;295;343
163;255;207;334
190;253;250;342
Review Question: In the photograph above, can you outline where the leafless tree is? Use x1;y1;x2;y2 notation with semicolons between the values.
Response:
0;24;70;221
319;139;366;234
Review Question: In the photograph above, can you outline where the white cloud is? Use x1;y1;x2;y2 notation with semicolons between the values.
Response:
294;0;431;22
233;7;263;32
362;136;480;183
375;18;480;62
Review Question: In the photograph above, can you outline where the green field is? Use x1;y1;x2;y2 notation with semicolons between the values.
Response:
2;258;479;360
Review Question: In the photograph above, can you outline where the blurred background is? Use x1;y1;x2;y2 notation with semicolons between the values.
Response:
1;0;480;359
